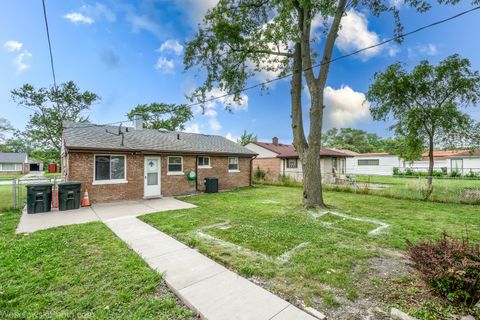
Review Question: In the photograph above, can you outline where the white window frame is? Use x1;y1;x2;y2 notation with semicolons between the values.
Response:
287;158;298;169
198;156;211;169
228;157;240;173
0;163;22;171
167;156;184;175
93;154;128;185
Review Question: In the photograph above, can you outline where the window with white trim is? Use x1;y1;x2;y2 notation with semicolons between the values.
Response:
168;156;183;173
358;159;380;166
287;159;298;169
94;155;126;181
228;157;239;171
0;163;22;171
198;156;210;168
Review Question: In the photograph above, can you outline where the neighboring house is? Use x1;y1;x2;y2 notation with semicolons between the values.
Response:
0;152;29;174
446;150;480;174
61;121;256;202
346;153;402;176
405;150;469;173
28;159;43;172
245;137;353;183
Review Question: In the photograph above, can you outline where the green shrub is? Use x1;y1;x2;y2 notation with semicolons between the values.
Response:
407;233;480;306
253;167;266;180
393;167;401;176
449;170;461;178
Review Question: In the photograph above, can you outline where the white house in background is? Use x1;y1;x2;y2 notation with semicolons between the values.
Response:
0;152;29;174
346;153;401;176
446;150;480;174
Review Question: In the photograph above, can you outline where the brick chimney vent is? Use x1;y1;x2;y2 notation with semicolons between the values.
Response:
272;137;279;146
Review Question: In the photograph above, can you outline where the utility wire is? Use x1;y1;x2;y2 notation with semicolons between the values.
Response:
26;5;480;129
41;0;57;90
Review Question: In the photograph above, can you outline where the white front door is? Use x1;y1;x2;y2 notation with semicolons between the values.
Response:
144;156;161;198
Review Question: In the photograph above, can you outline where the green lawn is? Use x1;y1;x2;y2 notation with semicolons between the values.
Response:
0;209;194;319
334;175;480;204
142;185;480;319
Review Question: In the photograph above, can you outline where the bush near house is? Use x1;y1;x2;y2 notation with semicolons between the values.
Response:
407;234;480;306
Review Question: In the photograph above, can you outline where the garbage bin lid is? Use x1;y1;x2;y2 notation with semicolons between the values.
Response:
58;181;81;185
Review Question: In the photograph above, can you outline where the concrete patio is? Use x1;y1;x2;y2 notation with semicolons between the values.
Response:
16;197;197;233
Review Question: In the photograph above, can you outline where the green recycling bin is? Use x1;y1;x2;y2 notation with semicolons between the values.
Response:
26;183;53;214
58;181;81;211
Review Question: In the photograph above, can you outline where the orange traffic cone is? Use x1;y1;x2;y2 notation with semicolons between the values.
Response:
82;188;91;207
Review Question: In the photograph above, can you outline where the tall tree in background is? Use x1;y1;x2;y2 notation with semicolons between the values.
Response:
184;0;470;208
11;81;99;161
322;128;385;153
367;55;480;193
0;117;13;142
237;130;257;146
127;103;193;131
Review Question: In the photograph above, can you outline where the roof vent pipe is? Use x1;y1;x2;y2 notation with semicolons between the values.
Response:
133;114;143;130
177;133;180;140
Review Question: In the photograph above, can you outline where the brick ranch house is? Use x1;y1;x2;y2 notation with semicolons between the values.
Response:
245;138;353;183
0;152;30;175
61;122;257;202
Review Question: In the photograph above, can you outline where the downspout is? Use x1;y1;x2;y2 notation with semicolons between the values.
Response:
250;155;257;186
195;156;199;192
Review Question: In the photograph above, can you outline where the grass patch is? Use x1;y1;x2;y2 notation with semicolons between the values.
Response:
142;185;480;318
0;209;193;319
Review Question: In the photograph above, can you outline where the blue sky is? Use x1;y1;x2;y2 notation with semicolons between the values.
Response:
1;1;479;144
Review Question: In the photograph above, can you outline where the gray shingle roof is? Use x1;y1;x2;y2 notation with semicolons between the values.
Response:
0;152;27;163
63;122;257;156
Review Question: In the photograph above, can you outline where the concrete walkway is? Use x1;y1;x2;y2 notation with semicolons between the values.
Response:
16;198;321;320
106;217;319;320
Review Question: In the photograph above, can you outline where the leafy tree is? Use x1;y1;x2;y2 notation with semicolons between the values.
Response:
322;128;385;153
367;55;480;192
11;81;99;160
237;130;257;146
0;117;13;142
0;130;31;153
126;103;193;131
183;0;473;208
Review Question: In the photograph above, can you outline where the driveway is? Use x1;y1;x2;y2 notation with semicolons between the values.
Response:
16;197;196;233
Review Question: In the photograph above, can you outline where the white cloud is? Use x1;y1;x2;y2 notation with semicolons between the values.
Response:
3;40;23;52
128;14;162;38
63;12;94;25
336;10;381;60
323;86;370;128
208;118;222;131
184;123;200;133
174;0;219;27
407;43;438;59
204;88;249;112
14;50;32;73
159;40;183;56
225;132;237;142
154;57;175;74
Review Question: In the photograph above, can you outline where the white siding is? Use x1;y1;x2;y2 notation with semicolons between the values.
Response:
346;155;401;176
244;143;278;158
447;157;480;174
406;160;448;172
280;157;339;183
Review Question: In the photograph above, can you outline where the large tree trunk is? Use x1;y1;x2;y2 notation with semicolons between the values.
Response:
427;136;434;191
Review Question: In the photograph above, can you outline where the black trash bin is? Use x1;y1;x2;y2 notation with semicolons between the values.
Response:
204;177;218;194
58;181;82;211
26;183;53;214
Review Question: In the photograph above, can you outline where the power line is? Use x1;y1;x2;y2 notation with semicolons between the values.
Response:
41;0;57;90
33;4;480;129
187;5;480;108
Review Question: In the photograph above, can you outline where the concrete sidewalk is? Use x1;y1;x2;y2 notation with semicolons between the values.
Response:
106;217;320;320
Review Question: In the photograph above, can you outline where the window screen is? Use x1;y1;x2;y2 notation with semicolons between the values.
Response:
287;159;297;169
198;156;210;167
95;155;125;180
228;157;239;171
168;156;183;172
358;159;380;166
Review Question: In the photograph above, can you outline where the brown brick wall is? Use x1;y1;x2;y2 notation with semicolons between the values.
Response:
65;152;252;202
252;158;281;181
